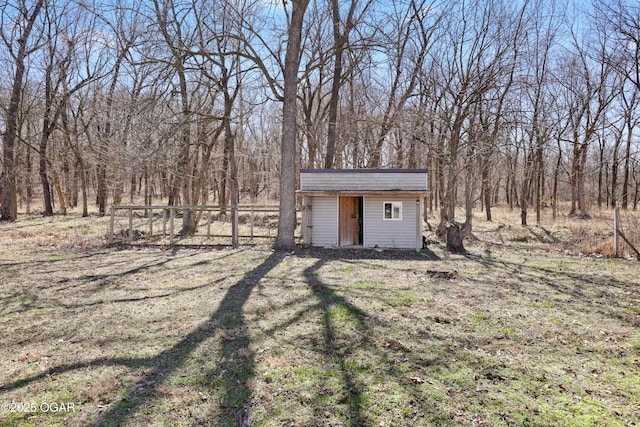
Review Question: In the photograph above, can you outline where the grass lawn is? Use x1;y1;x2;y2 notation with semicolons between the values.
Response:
0;212;639;426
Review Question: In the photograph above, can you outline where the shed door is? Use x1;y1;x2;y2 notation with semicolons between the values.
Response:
339;196;362;246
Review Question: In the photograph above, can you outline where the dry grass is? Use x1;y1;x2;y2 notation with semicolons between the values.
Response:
0;207;639;426
464;205;640;259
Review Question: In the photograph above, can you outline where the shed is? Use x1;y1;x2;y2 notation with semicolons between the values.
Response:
297;169;429;251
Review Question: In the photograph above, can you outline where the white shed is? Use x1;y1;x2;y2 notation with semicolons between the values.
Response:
297;169;429;251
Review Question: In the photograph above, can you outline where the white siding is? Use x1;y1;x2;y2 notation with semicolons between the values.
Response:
310;196;338;247
363;197;417;249
300;171;427;192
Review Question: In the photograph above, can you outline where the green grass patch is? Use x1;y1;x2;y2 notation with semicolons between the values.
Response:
387;291;419;307
470;312;491;325
533;300;555;308
349;279;385;290
548;315;563;325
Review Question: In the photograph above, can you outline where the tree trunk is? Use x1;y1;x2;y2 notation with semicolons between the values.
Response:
597;137;606;208
552;139;562;220
446;223;465;253
224;93;239;246
577;144;589;217
535;142;543;224
461;135;476;239
324;0;341;169
96;96;113;216
482;162;492;221
144;166;150;206
445;126;463;223
569;141;579;215
47;159;67;215
520;150;531;226
1;0;44;221
80;165;88;217
39;107;54;216
70;159;79;208
62;110;88;216
622;121;633;209
324;0;357;169
177;68;196;236
25;146;33;215
611;133;622;208
634;176;639;210
219;134;230;213
39;154;54;216
275;0;309;251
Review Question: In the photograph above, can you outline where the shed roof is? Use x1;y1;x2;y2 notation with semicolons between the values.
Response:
299;168;429;192
300;168;428;174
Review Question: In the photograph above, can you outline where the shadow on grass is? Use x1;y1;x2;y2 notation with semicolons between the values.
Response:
91;250;285;426
461;251;640;327
1;250;286;426
297;253;458;425
58;279;226;308
0;248;247;315
295;246;441;261
303;258;370;426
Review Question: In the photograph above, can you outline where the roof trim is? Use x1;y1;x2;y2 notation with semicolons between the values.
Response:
300;168;428;174
297;190;430;196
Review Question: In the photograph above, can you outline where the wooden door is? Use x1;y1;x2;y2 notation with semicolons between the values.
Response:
339;197;360;246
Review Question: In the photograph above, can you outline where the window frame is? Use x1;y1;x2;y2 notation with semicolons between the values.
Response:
383;201;402;221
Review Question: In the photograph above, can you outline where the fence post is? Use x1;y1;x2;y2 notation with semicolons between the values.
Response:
149;207;153;237
109;206;115;245
162;209;166;235
250;205;254;240
614;207;620;258
232;204;239;246
128;208;133;243
170;207;175;245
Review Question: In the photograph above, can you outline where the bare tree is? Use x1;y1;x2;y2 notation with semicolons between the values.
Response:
193;0;253;245
594;0;640;210
150;0;200;234
323;0;371;168
1;0;44;220
298;3;331;169
367;0;444;168
60;93;90;217
561;23;619;218
619;84;640;209
32;2;106;216
275;0;310;251
78;0;143;216
607;85;639;208
517;0;562;225
594;0;640;91
432;0;526;250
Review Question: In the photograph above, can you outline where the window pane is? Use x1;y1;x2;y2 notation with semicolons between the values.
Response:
393;205;401;219
384;203;392;219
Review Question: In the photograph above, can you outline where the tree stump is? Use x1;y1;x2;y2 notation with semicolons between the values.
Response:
446;222;465;253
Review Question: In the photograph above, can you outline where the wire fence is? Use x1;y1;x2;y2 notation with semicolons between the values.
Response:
108;205;301;247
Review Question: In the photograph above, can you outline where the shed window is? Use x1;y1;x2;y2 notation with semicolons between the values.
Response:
383;201;402;220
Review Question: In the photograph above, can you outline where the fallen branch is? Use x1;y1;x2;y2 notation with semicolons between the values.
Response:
617;228;640;261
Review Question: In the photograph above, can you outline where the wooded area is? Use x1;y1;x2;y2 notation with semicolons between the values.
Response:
1;0;639;250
